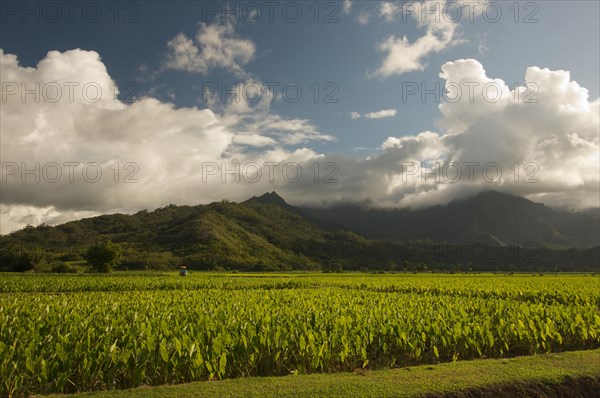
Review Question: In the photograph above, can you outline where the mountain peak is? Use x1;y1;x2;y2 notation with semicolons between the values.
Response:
472;190;516;199
466;190;518;203
463;190;539;208
244;191;290;207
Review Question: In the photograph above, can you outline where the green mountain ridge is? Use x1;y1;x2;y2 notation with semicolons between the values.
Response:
1;191;598;272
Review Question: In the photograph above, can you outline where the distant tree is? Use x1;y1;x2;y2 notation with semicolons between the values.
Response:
86;241;122;272
453;262;463;273
467;261;473;273
33;257;52;272
402;260;410;272
331;261;343;273
387;260;397;272
322;259;343;273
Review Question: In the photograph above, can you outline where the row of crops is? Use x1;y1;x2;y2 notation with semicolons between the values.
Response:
1;273;599;396
2;272;598;300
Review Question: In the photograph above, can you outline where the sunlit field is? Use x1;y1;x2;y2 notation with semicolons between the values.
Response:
1;272;599;396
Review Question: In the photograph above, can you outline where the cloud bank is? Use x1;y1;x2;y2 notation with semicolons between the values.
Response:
1;50;598;233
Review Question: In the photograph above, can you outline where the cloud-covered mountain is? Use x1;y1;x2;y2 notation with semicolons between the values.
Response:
300;190;600;249
2;191;599;273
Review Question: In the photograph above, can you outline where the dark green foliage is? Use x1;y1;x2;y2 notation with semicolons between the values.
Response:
51;261;78;273
322;260;343;273
0;243;56;272
120;249;178;270
0;245;34;272
86;241;123;272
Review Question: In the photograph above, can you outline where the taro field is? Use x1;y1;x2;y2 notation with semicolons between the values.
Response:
1;272;599;397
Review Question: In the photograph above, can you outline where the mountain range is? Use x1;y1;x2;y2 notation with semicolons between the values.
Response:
298;190;600;249
1;190;598;272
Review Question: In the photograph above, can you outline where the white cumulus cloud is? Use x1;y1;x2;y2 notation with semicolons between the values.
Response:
1;50;597;233
343;0;352;15
371;0;489;77
351;109;397;119
365;109;397;119
165;22;255;76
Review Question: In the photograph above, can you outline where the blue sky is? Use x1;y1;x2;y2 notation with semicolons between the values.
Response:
1;1;599;232
3;1;598;153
